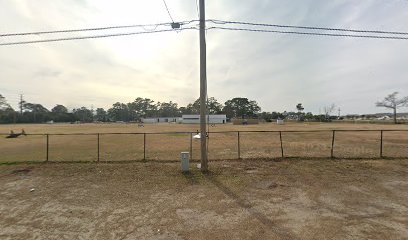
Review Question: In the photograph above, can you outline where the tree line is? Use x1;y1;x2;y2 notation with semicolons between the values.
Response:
0;95;263;123
1;92;406;124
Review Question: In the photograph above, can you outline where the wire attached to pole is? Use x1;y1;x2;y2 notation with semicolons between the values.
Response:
162;0;175;23
0;28;197;46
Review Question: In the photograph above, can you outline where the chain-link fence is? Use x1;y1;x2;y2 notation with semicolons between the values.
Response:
1;130;407;162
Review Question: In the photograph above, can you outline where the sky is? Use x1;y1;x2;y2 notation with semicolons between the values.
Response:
0;0;407;115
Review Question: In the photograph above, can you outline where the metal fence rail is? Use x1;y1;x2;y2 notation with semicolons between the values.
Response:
1;130;407;162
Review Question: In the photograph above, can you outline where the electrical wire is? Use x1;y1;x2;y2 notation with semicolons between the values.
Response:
207;26;408;40
208;19;408;36
195;0;200;19
2;18;408;46
3;19;406;38
0;27;197;46
162;0;175;23
0;20;197;37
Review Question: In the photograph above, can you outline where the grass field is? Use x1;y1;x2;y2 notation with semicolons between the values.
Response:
1;122;408;162
1;123;407;239
1;159;407;239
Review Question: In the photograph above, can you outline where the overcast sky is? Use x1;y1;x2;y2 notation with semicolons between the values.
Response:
1;0;407;115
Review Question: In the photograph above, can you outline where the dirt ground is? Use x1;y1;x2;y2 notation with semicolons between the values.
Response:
1;159;407;239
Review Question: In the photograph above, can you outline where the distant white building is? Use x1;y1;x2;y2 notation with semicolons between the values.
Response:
141;117;180;123
182;114;226;124
376;116;391;120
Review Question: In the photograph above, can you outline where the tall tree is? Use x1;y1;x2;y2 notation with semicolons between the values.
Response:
376;92;408;124
20;102;49;123
73;107;93;122
156;101;179;117
223;97;261;119
23;103;49;113
304;112;314;120
296;103;305;121
0;94;11;110
127;97;157;119
50;104;74;122
186;101;199;114
0;94;15;123
179;106;193;115
51;104;68;113
186;97;223;115
107;102;131;122
95;108;108;122
260;112;273;122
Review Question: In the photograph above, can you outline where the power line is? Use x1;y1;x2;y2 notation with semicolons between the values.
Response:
208;19;408;36
0;28;197;46
0;21;197;37
1;19;406;39
2;19;408;46
207;26;408;40
162;0;175;23
195;0;200;19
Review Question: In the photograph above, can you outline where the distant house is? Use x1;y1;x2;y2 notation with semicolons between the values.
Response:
141;117;180;123
182;114;226;124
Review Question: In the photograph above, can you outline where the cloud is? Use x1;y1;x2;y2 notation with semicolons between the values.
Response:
0;0;407;114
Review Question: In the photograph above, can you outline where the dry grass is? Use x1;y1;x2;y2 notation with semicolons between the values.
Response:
0;122;408;162
1;123;407;239
1;159;407;239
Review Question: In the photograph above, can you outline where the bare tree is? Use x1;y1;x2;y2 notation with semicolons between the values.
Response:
323;104;336;121
376;92;408;124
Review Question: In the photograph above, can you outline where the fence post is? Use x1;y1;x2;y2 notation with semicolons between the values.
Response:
97;133;100;162
46;134;49;162
143;133;146;160
190;133;193;160
237;131;241;159
331;130;336;158
279;131;284;158
380;130;383;158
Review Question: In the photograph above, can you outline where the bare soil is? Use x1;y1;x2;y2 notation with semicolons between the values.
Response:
1;159;407;239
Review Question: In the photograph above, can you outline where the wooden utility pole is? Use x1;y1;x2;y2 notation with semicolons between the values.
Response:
199;0;208;172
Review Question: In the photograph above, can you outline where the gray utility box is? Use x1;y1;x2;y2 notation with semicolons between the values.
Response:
181;152;190;172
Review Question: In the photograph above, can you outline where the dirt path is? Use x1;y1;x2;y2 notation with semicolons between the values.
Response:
1;159;407;239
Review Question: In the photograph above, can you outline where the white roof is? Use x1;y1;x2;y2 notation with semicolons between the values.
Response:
182;114;226;119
